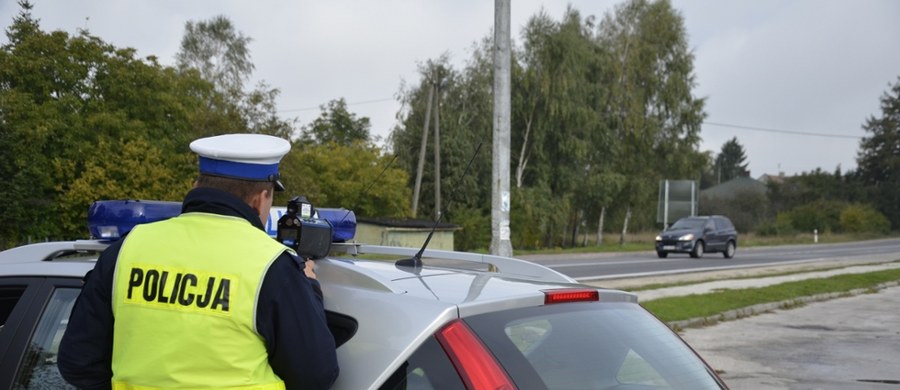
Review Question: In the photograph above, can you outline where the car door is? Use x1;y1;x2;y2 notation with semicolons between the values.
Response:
0;277;81;389
715;217;736;243
703;219;722;251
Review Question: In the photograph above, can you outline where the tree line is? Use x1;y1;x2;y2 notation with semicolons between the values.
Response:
393;1;708;250
696;106;897;237
2;0;898;251
0;1;406;249
392;1;899;250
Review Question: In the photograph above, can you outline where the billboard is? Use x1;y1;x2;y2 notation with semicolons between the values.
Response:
657;180;697;226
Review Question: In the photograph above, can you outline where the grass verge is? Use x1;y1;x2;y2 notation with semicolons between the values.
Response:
625;259;900;292
641;268;900;323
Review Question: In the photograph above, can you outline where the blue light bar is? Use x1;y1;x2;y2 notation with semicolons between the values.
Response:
88;200;181;240
317;208;357;242
90;201;356;243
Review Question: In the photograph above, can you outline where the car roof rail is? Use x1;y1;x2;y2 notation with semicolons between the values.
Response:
1;240;578;284
0;240;110;264
330;243;577;284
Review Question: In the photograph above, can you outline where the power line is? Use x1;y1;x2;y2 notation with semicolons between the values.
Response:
277;102;866;141
278;97;395;113
704;121;862;140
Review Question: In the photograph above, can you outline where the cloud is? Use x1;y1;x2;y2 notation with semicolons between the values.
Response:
680;0;900;176
2;0;898;177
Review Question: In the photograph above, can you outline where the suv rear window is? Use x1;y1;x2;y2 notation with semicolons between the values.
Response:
464;302;724;390
715;217;734;231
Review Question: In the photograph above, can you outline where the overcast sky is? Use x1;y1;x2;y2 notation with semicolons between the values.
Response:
2;0;899;178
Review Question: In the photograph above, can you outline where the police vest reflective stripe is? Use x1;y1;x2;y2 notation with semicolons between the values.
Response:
111;212;291;389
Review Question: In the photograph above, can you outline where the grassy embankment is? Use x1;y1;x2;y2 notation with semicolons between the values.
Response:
641;267;900;325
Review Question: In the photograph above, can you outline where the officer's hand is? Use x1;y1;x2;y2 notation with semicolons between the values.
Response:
303;260;317;279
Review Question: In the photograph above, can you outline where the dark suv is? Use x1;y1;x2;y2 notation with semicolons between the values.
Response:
655;215;737;259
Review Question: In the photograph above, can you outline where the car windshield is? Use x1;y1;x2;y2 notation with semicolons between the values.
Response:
669;218;706;230
465;302;724;390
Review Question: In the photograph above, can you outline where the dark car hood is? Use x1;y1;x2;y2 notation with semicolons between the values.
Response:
660;228;700;239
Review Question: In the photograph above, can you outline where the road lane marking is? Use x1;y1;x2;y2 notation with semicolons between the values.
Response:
572;258;834;281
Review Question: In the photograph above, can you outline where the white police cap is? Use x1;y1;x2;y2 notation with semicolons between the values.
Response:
190;134;291;191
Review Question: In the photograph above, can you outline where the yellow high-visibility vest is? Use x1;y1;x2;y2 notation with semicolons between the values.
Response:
111;212;290;389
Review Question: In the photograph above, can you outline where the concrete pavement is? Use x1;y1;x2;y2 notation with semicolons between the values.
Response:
682;285;900;389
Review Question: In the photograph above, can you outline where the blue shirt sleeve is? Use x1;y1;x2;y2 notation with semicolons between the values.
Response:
58;240;120;390
256;255;340;390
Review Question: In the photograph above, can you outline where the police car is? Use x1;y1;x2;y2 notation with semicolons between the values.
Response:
0;200;728;389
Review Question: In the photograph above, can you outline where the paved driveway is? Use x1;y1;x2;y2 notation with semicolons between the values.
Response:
681;285;900;389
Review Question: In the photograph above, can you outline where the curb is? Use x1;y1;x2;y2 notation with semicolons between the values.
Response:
666;280;900;331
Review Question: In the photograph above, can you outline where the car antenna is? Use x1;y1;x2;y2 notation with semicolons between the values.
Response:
396;142;483;269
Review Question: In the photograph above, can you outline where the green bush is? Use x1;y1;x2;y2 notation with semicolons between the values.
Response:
768;212;798;235
449;207;491;252
755;221;781;236
700;190;769;232
840;204;890;234
780;200;845;233
510;187;571;249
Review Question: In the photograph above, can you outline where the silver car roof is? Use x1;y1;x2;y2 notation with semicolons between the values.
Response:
316;244;638;389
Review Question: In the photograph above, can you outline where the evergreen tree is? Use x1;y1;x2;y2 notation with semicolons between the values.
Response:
856;77;900;228
715;137;749;183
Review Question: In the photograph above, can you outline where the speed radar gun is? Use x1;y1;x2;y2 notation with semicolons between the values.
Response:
276;195;333;259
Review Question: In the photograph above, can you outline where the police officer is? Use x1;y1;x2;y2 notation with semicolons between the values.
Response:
59;134;339;389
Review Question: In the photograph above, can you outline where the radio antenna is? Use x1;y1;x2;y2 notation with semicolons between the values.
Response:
336;153;399;224
396;142;483;269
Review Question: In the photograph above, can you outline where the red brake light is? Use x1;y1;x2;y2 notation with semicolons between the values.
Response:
543;288;599;304
435;320;516;390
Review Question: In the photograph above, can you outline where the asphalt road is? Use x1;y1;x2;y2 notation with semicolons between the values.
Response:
517;238;900;281
531;238;900;389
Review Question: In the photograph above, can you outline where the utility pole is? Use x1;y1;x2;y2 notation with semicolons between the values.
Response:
411;82;434;217
490;0;513;257
433;79;442;221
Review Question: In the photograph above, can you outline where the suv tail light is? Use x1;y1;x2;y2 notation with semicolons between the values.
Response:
543;288;599;304
436;320;516;390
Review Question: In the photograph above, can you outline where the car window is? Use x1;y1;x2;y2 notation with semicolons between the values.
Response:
465;302;724;390
715;218;733;231
13;288;79;390
379;336;466;390
0;285;27;331
705;220;716;230
670;218;705;230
